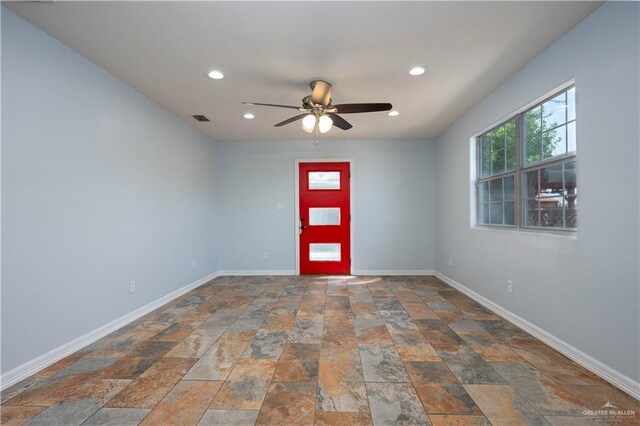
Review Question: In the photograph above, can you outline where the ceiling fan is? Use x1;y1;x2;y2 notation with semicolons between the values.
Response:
243;80;392;134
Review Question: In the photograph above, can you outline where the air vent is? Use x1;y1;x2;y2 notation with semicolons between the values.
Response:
192;115;210;122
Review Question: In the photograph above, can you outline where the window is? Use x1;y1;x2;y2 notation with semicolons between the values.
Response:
308;172;340;189
477;119;516;226
309;208;341;225
476;85;576;231
309;243;341;261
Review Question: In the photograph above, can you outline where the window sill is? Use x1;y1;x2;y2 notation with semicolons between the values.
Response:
471;225;577;240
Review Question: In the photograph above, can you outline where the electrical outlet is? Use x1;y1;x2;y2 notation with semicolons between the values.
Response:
129;280;136;294
192;260;196;269
262;252;268;261
507;280;513;294
448;258;453;267
276;201;284;210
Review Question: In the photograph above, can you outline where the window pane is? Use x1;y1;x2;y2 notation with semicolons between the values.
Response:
543;124;567;159
490;178;503;202
490;203;503;225
309;243;341;261
505;120;516;170
309;208;340;225
504;201;515;225
540;164;564;201
540;203;564;227
567;87;576;122
538;164;564;227
524;106;542;164
525;198;540;227
523;161;576;229
491;130;505;175
309;172;340;189
479;119;516;178
526;105;542;126
564;161;577;229
480;203;490;224
481;136;491;178
567;121;576;153
504;176;514;201
542;92;567;131
480;182;490;203
523;170;539;199
484;131;494;174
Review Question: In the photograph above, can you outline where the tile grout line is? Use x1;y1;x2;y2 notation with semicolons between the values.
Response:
417;291;494;422
255;276;308;426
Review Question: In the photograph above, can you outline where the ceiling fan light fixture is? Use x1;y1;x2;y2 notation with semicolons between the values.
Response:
409;66;427;76
207;70;224;80
388;110;400;117
318;115;333;133
302;114;316;133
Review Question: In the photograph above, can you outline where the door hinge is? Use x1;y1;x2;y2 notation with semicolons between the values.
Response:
350;259;352;265
349;172;351;178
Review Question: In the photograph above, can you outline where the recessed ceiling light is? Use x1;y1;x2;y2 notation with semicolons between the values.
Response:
409;66;427;76
388;110;400;117
207;70;224;80
243;113;255;119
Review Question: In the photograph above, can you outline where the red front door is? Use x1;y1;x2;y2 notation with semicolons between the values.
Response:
299;162;351;274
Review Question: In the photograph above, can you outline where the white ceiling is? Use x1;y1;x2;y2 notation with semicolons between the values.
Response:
6;1;601;142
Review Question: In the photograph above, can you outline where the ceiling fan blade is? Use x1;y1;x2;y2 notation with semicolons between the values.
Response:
334;103;393;114
243;102;305;110
274;114;309;127
310;80;332;107
328;114;353;130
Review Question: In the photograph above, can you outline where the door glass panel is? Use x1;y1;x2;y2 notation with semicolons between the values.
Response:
309;208;340;225
309;243;341;261
308;172;340;189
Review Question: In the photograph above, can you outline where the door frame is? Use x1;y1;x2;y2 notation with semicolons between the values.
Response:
294;158;355;276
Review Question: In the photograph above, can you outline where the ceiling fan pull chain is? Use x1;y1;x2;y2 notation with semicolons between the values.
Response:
315;124;319;146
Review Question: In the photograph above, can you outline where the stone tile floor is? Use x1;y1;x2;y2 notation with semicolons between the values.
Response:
2;275;638;425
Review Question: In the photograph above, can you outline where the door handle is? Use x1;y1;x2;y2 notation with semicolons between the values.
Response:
300;217;307;233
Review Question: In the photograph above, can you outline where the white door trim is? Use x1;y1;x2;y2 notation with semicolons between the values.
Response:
294;158;355;276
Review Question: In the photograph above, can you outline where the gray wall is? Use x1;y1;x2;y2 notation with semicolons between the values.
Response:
434;2;639;383
1;9;218;373
215;139;435;273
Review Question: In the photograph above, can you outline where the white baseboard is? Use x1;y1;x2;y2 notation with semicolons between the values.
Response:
433;271;640;401
219;269;435;277
353;270;435;276
218;270;296;276
0;272;220;391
